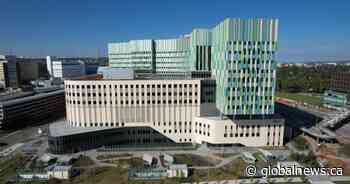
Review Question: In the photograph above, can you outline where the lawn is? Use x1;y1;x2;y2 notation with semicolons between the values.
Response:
173;154;219;167
213;153;238;158
0;153;27;183
72;155;95;167
338;144;350;157
276;92;323;107
188;158;246;182
292;136;309;151
103;157;144;168
96;153;132;160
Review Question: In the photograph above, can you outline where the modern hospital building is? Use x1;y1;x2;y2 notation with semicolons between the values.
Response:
48;18;284;154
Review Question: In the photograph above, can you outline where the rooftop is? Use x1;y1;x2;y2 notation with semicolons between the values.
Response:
0;89;64;107
66;74;203;81
49;120;112;137
169;164;187;170
49;165;72;172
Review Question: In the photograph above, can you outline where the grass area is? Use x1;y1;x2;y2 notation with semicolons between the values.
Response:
0;153;27;183
292;136;309;151
72;155;95;167
103;157;144;168
276;91;323;106
173;154;219;167
338;144;350;157
188;158;246;182
96;153;132;160
213;153;238;158
19;157;343;184
25;167;130;184
25;166;185;184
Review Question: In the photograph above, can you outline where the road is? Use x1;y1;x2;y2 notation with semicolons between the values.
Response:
0;124;49;152
182;177;303;184
183;176;350;184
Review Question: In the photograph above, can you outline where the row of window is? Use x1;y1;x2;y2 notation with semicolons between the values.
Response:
163;129;192;134
225;124;261;132
154;121;192;126
179;138;191;142
227;69;273;74
227;58;275;64
110;51;152;55
226;105;273;110
194;122;211;137
228;86;273;90
66;84;199;89
224;132;260;138
67;99;199;105
227;49;275;55
227;41;276;46
267;125;282;146
228;95;273;101
109;57;152;60
67;91;199;97
195;130;210;136
221;125;281;139
70;122;126;127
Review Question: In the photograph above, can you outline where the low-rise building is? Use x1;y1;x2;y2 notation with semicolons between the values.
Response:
142;154;154;166
323;90;348;110
167;164;188;178
17;171;49;181
329;71;350;104
276;161;303;168
162;153;174;166
48;165;72;180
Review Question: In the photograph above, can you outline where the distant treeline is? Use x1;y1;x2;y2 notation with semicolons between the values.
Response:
277;65;350;93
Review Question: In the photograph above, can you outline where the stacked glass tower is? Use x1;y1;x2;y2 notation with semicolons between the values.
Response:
108;18;278;116
108;40;154;77
189;29;212;72
212;18;278;116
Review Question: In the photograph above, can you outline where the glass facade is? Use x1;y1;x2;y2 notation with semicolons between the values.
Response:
108;18;278;116
212;18;278;116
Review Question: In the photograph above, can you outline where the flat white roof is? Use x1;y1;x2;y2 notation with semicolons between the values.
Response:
49;120;112;137
169;164;187;170
50;165;72;171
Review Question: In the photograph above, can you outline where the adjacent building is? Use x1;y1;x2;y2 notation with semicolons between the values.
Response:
324;71;350;109
330;71;350;96
49;18;284;154
47;57;100;80
108;29;212;78
0;55;49;89
0;55;7;88
52;60;85;79
323;90;348;110
0;88;65;129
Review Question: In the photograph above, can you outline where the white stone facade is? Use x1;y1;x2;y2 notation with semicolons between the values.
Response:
64;79;284;146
